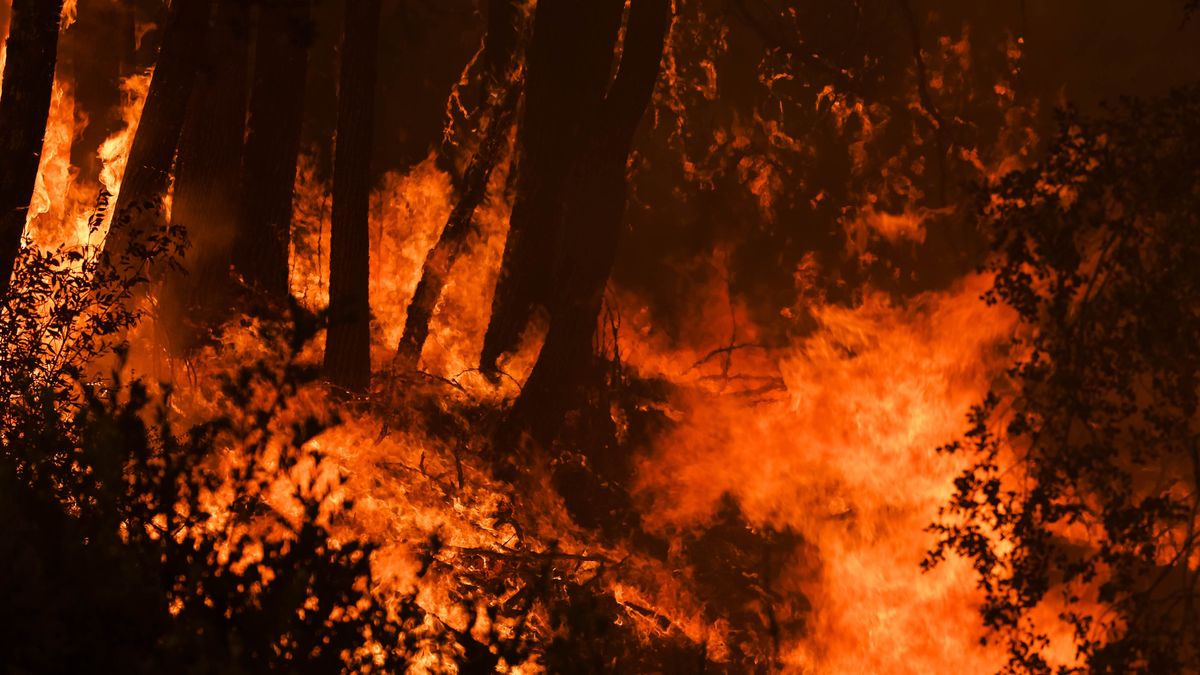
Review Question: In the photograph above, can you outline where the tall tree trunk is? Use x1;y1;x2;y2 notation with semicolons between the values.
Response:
393;79;520;370
323;0;382;393
392;0;525;370
478;0;624;375
164;0;250;339
0;0;65;295
506;0;672;443
233;0;313;302
101;0;210;266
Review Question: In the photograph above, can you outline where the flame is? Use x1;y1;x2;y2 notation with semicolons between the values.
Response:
0;9;9;93
625;273;1016;672
98;71;153;208
26;81;75;228
843;206;937;259
61;0;78;30
291;150;528;394
24;79;94;249
4;4;1080;670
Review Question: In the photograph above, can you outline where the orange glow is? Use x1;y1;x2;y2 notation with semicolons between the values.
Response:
5;4;1101;670
619;273;1017;673
97;70;153;230
60;0;78;29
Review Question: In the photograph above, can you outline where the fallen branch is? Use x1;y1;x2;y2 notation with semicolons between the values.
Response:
687;342;766;373
448;544;614;566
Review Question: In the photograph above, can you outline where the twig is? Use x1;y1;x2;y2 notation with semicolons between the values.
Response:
448;545;614;566
451;365;523;393
619;600;677;633
728;0;865;99
898;0;950;204
687;342;766;373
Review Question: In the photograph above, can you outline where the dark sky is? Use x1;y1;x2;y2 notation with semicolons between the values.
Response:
1016;0;1200;104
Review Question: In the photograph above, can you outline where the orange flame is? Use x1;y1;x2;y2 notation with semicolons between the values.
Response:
626;274;1016;672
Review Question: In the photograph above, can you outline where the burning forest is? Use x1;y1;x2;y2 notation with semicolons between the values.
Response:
2;0;1200;672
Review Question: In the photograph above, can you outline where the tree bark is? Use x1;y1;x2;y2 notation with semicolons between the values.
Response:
0;0;65;295
478;0;625;375
484;0;522;86
323;0;382;393
233;0;313;301
101;0;210;266
392;79;520;371
163;0;250;336
505;0;672;443
391;0;525;370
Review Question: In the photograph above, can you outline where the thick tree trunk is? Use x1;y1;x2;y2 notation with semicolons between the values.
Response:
323;0;382;393
478;0;624;375
233;0;313;302
0;0;65;295
101;0;210;266
505;0;672;443
163;0;250;336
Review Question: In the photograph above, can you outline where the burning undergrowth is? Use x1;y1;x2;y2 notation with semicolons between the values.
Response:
5;0;1198;672
97;257;1017;672
0;209;1021;672
2;19;1025;672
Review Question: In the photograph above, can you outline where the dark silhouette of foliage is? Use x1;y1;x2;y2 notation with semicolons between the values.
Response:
0;362;418;672
927;86;1200;674
0;235;511;672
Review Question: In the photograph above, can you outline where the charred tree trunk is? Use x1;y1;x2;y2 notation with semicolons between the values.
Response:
0;0;65;295
323;0;382;393
484;0;522;86
392;0;526;370
102;0;210;266
479;0;625;375
392;80;520;370
506;0;672;443
164;0;250;338
233;0;314;302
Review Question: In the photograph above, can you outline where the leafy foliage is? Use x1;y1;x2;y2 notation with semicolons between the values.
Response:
0;208;176;405
927;87;1200;673
0;234;425;672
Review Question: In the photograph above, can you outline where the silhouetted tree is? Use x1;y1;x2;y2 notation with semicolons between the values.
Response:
392;0;525;370
324;0;382;392
102;0;210;265
501;0;672;443
479;0;626;376
927;87;1200;674
234;0;314;301
393;80;520;371
0;0;65;295
484;0;522;87
165;0;251;338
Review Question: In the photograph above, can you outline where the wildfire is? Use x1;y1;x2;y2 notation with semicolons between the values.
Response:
24;75;1016;675
6;0;1146;671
